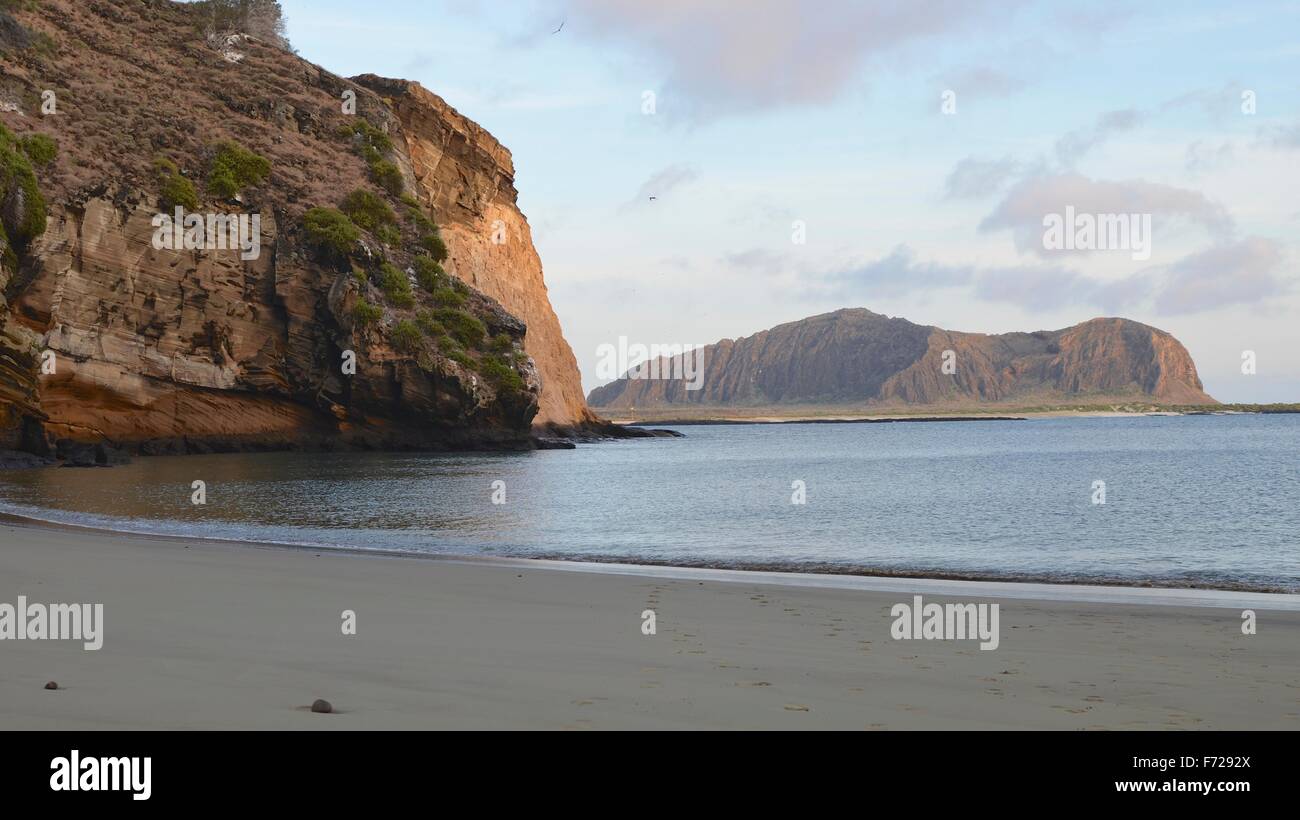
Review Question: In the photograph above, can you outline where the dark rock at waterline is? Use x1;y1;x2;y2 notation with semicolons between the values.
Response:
55;440;132;468
310;699;333;714
532;437;577;450
0;449;55;469
44;681;58;690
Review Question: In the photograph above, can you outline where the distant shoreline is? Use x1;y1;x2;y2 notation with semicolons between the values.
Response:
602;404;1300;426
623;416;1029;426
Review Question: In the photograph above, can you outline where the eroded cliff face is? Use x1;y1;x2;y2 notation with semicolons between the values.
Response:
0;0;580;456
587;308;1216;411
8;193;537;452
353;75;598;432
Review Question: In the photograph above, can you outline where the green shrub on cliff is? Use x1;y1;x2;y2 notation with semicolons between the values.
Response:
340;119;404;195
490;333;515;355
419;229;448;263
303;207;360;257
431;286;464;308
406;204;435;234
0;123;48;261
207;140;270;200
482;354;526;393
19;133;56;168
340;119;393;159
441;343;474;370
153;156;199;211
378;262;414;308
351;297;382;328
390;319;423;354
339;188;396;232
414;310;444;337
433;307;485;348
162;179;200;212
370;159;404;196
411;255;443;291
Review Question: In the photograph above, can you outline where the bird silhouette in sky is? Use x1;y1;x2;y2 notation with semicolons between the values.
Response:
553;20;565;34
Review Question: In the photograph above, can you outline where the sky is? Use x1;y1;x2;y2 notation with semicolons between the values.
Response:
278;0;1300;402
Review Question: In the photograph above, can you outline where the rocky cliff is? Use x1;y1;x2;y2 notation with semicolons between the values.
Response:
587;308;1217;411
0;0;597;458
352;76;599;433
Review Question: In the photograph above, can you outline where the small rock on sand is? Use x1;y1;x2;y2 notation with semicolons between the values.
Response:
44;681;59;690
310;698;333;713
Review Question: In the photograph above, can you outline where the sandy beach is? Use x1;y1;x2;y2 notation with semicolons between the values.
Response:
1;519;1297;730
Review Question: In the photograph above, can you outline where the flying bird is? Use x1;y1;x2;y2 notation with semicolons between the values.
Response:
553;20;565;34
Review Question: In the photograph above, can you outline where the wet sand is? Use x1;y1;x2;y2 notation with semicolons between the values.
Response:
1;520;1296;729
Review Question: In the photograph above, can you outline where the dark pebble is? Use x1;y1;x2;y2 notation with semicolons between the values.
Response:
44;681;58;690
310;698;332;714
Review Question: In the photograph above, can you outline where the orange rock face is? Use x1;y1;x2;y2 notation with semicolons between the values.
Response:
1;0;553;454
354;76;598;432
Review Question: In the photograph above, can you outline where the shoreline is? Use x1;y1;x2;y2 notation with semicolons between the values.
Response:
2;516;1297;729
2;512;1296;605
602;406;1300;426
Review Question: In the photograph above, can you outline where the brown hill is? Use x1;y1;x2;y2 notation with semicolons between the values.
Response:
586;309;1216;411
0;0;598;458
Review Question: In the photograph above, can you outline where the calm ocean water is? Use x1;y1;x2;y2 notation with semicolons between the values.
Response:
2;415;1298;591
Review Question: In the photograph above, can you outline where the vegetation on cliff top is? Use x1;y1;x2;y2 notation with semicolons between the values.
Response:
207;140;271;200
190;0;289;50
0;122;50;268
153;157;199;212
303;206;360;258
340;119;404;196
339;188;396;232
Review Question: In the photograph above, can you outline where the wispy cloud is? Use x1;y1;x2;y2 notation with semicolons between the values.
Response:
932;65;1027;101
1055;108;1146;165
943;157;1025;200
1155;237;1288;315
979;172;1234;256
538;0;1009;121
619;164;699;212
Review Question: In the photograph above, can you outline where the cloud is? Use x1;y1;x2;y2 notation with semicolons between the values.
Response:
545;0;1007;120
795;238;1288;317
1055;108;1145;165
1260;119;1300;149
620;164;698;211
943;157;1023;199
979;172;1234;256
723;249;789;277
933;65;1027;100
1185;140;1234;173
973;266;1151;313
818;245;975;298
805;245;1139;312
1154;237;1288;315
1162;82;1244;121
